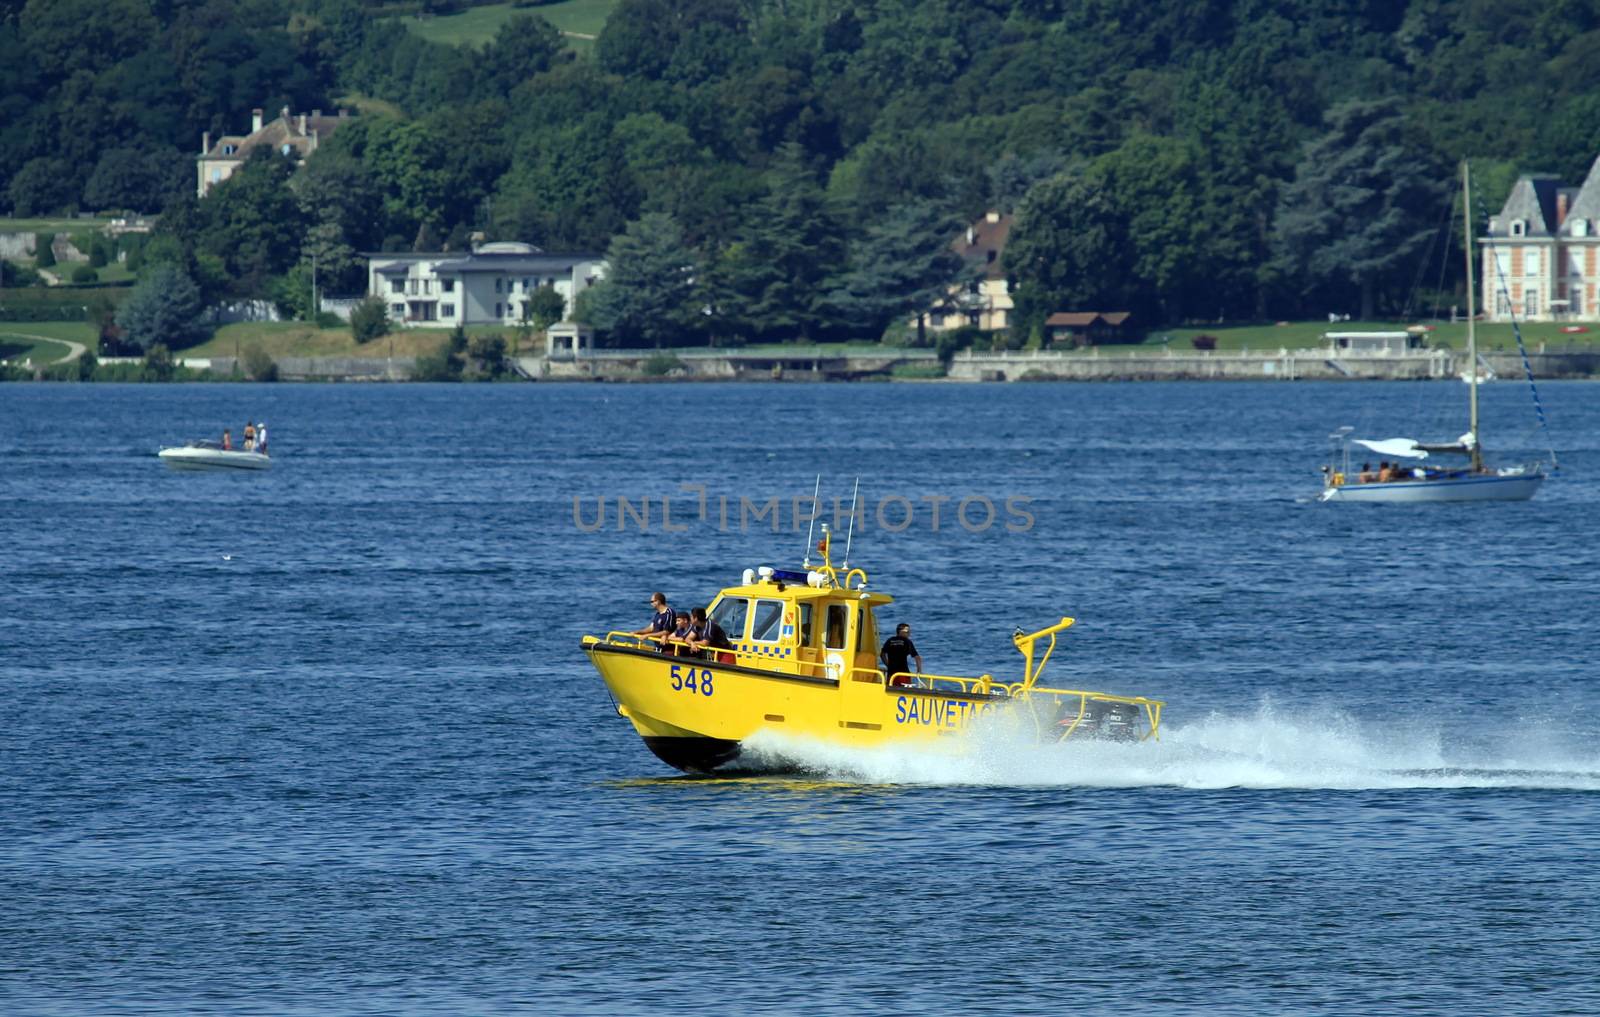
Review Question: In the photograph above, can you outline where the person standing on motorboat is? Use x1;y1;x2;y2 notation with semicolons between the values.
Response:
243;421;256;452
257;421;268;456
222;428;232;450
880;623;923;687
632;592;675;649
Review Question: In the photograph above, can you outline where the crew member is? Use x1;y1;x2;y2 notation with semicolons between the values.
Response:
664;611;696;657
880;623;923;687
632;592;674;649
686;607;734;664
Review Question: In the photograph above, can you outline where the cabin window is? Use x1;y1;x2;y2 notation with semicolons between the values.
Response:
750;599;785;642
856;608;875;654
824;604;849;649
798;603;814;645
711;598;748;642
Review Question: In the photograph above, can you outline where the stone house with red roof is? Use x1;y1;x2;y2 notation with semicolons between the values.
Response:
197;105;354;198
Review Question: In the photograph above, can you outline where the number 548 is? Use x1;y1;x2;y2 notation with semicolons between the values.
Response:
670;663;714;696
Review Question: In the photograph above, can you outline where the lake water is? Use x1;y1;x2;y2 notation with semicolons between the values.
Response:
3;380;1598;1015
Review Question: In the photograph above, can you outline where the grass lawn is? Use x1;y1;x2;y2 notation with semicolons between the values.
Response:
0;321;97;363
1118;320;1600;355
334;93;409;120
186;321;540;360
400;0;614;49
0;217;114;236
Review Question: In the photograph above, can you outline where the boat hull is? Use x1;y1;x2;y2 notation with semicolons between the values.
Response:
158;447;271;471
1321;472;1541;503
585;640;1144;773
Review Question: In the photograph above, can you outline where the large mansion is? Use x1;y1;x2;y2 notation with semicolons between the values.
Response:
198;106;353;198
365;242;606;328
1483;157;1600;321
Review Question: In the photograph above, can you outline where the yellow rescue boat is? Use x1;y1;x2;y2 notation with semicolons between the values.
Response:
581;526;1165;773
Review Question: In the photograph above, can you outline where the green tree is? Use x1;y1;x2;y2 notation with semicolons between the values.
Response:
196;152;308;293
1006;171;1132;329
83;145;183;213
116;263;208;352
478;13;564;95
141;342;175;381
528;284;565;331
717;144;840;342
34;232;56;268
825;201;968;341
8;159;74;216
349;296;391;344
584;212;700;347
1274;99;1450;319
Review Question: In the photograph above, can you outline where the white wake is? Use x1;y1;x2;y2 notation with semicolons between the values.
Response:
739;702;1600;791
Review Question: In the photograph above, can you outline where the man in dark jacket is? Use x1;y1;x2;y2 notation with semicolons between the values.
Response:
687;606;734;663
879;623;923;687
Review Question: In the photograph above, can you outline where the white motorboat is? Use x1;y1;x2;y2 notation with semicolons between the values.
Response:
158;441;271;471
1320;161;1555;505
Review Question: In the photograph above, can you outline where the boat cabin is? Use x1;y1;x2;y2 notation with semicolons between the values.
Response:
706;571;893;683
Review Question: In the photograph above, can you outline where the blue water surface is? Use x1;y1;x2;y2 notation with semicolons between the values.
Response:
2;380;1598;1015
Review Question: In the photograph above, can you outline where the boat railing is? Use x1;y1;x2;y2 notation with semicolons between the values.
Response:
1024;686;1165;740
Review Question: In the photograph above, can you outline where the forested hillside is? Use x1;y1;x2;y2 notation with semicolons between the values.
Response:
5;0;1600;343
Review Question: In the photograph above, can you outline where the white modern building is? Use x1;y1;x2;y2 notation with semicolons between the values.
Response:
365;242;607;327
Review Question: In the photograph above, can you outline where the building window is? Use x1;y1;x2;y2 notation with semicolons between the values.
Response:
442;278;454;293
495;278;502;293
391;303;405;316
523;277;531;291
495;303;502;317
1526;290;1539;317
390;278;404;293
1511;220;1526;237
442;303;455;317
1496;293;1511;317
1571;291;1583;316
1525;249;1541;276
1574;219;1589;238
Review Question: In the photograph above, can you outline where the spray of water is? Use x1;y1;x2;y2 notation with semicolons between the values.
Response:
739;701;1600;791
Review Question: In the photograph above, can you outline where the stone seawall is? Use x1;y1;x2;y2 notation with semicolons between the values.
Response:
516;348;1599;383
107;348;1594;383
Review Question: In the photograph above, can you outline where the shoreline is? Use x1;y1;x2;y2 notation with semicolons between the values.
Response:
7;348;1599;383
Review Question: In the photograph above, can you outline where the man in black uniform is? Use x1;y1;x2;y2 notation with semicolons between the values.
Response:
879;623;923;687
687;606;734;663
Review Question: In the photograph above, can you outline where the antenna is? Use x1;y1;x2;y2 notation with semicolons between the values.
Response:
842;476;860;567
802;474;820;567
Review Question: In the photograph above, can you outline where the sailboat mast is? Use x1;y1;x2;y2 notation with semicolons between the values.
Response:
1462;159;1482;470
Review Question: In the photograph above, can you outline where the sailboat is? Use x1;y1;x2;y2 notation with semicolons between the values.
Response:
1320;162;1550;504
